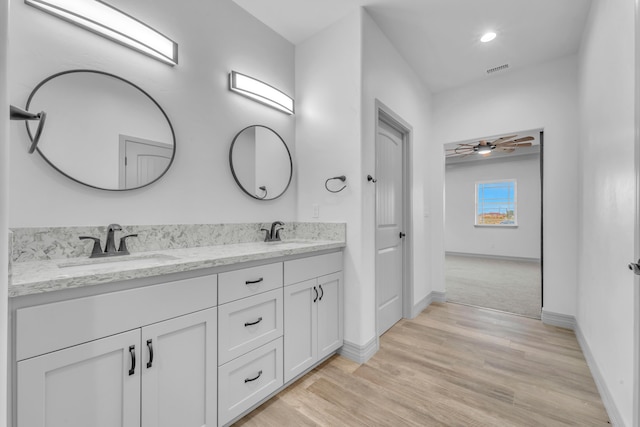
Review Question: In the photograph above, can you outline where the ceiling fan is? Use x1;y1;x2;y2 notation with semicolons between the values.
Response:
445;135;535;158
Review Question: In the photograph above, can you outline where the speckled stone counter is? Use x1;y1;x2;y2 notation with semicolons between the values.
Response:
9;222;346;298
10;239;345;297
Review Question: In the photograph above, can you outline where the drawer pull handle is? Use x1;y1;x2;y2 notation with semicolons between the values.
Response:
244;370;263;383
319;284;324;301
244;317;263;327
146;339;154;369
128;345;136;376
313;286;318;303
245;278;264;285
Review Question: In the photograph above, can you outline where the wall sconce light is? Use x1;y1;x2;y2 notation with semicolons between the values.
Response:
229;71;294;115
24;0;178;66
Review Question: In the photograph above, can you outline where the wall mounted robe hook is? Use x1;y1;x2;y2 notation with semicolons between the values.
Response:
325;175;347;193
367;175;377;183
10;105;47;154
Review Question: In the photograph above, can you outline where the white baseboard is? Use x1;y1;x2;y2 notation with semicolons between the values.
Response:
411;291;446;318
575;324;622;426
431;290;446;303
446;251;540;263
338;336;379;364
541;309;576;330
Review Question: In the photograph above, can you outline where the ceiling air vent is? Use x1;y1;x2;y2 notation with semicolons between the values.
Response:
486;63;509;74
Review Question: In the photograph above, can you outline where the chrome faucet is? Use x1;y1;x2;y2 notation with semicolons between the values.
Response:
79;224;138;258
261;221;285;242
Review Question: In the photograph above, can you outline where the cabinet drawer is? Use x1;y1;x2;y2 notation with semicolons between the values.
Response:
218;289;283;365
218;262;283;304
284;252;342;286
218;337;283;425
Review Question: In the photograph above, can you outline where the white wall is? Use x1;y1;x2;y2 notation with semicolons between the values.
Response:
433;55;580;316
8;0;296;227
361;11;433;317
295;9;432;349
577;0;636;424
445;154;541;259
0;0;9;422
295;11;365;344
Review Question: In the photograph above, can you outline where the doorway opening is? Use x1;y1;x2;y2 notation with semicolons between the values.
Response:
443;130;543;318
374;100;413;337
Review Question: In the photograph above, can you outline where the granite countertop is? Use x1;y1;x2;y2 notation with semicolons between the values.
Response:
9;239;345;298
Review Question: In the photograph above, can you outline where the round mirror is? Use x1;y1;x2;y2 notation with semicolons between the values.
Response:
229;125;292;200
25;69;176;191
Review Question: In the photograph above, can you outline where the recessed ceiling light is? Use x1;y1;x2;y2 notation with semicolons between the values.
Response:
480;32;497;43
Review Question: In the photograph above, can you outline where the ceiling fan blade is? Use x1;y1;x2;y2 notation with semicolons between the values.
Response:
495;147;516;153
513;136;534;143
502;142;533;147
490;135;518;144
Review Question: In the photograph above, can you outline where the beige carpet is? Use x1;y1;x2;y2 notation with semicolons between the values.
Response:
445;254;542;318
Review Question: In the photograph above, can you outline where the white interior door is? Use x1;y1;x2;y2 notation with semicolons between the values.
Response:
376;119;405;336
119;135;172;189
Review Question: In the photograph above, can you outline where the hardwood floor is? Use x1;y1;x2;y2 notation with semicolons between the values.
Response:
235;302;610;426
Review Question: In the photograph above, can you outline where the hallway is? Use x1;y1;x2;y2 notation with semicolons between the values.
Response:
237;302;608;426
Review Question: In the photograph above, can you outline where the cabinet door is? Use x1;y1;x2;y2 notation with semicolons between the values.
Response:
283;279;317;383
317;272;344;360
141;307;217;427
17;329;141;427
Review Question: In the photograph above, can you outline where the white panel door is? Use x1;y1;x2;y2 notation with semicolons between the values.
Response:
376;119;405;335
121;136;172;189
141;307;217;427
284;279;317;383
17;329;141;427
317;272;343;360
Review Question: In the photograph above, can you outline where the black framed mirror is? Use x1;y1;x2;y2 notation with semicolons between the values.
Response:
24;69;176;191
229;125;293;200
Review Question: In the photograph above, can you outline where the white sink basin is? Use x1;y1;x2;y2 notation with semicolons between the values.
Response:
58;253;178;270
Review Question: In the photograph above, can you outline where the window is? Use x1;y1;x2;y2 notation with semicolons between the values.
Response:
475;180;517;226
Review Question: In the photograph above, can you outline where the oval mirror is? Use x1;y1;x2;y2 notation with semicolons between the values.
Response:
25;69;176;191
229;125;292;200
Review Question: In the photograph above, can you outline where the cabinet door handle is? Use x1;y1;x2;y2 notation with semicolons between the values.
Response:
319;284;324;301
244;370;263;383
128;345;136;376
245;277;264;285
313;286;318;303
244;317;263;327
146;339;154;369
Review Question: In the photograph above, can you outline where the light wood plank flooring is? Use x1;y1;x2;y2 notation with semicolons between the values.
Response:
235;302;609;426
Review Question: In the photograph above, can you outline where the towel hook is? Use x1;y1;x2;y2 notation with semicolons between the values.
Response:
325;175;347;193
10;105;47;154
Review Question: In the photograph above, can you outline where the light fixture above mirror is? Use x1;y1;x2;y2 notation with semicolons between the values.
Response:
24;0;178;65
229;71;294;115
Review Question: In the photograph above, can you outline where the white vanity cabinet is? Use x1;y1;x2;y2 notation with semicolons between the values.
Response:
283;253;343;383
15;275;218;427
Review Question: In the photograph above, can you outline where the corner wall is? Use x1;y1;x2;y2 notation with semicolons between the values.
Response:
8;0;296;227
295;9;433;351
361;11;433;317
577;0;636;424
295;11;366;345
432;55;580;316
1;0;9;422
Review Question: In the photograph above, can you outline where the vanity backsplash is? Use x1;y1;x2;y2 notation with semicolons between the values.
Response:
10;222;346;263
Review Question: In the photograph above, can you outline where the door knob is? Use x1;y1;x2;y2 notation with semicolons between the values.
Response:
629;260;640;275
399;232;406;238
